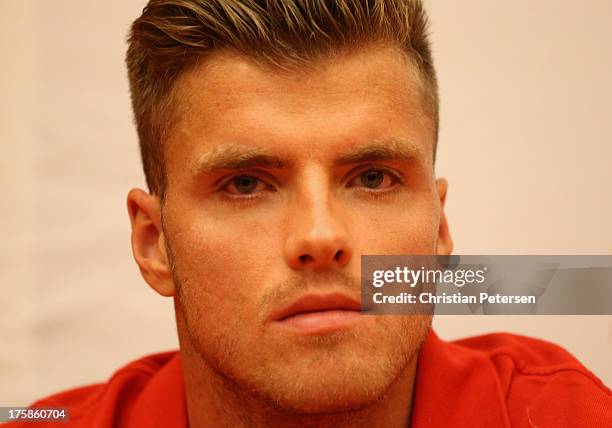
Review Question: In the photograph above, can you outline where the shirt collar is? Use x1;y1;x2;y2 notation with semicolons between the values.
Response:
127;352;188;428
410;329;511;427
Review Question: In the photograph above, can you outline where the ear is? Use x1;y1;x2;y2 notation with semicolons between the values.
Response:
435;178;453;256
127;188;175;297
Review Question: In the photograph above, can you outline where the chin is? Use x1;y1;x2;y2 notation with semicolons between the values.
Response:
243;338;417;415
272;378;394;414
189;314;432;415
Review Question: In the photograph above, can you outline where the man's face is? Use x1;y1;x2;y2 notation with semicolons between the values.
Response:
159;46;451;412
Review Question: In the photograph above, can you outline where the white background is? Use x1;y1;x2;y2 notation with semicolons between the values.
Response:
1;0;611;405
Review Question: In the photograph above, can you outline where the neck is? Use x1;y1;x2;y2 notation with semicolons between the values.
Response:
177;325;418;427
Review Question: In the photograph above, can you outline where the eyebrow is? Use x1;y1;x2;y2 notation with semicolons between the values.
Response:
192;145;286;175
192;138;423;176
335;139;423;166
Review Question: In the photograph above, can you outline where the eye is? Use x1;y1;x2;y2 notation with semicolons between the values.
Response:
223;175;266;195
348;169;399;190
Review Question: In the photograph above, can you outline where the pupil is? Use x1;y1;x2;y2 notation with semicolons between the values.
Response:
362;171;383;188
235;176;257;194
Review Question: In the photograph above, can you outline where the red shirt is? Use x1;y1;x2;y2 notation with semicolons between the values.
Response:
5;330;611;427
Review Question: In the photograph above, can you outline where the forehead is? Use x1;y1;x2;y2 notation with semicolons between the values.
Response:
165;45;435;168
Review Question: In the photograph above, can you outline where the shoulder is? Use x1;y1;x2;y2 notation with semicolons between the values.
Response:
3;351;181;428
452;332;612;427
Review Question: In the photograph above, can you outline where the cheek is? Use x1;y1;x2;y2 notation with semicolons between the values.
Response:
350;197;441;254
169;212;279;312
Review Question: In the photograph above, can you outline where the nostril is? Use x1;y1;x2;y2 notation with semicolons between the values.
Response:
296;250;347;266
299;254;313;263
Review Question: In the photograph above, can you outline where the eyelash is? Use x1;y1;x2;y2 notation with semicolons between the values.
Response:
218;167;406;204
348;167;406;195
218;174;271;205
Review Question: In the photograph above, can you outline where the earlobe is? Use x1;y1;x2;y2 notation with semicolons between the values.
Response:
435;178;453;256
127;188;176;297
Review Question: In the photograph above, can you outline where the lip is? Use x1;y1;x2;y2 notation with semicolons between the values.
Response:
270;293;363;335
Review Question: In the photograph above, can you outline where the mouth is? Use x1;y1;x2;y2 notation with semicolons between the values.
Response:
270;293;363;335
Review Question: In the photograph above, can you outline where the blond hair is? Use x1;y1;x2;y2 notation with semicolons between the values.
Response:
126;0;438;197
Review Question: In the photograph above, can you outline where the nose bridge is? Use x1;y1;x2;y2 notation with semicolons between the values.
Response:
300;176;336;240
284;164;352;270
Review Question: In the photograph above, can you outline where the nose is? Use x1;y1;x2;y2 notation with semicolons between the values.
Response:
284;181;353;271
